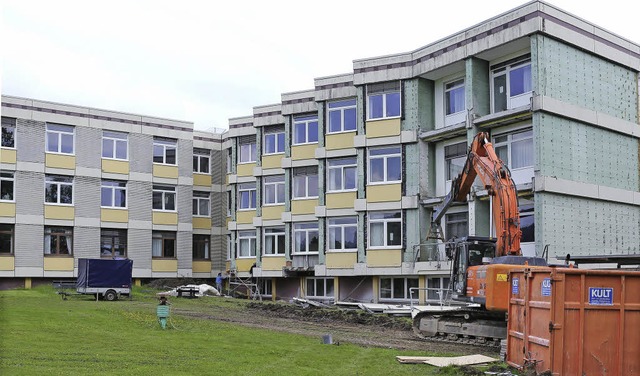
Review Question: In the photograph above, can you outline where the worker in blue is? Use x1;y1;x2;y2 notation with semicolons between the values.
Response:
215;272;225;295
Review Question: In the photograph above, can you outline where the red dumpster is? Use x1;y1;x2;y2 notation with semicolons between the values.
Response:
507;267;640;375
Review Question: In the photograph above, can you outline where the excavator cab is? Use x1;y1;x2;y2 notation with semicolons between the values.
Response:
447;236;497;296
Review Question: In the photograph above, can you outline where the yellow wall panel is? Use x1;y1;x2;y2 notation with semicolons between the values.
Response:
0;256;15;271
236;210;255;224
326;191;356;209
262;155;283;169
153;164;178;179
44;257;74;271
365;118;401;138
193;260;212;273
262;256;286;271
192;217;212;229
45;154;76;169
44;205;74;220
326;252;357;269
193;173;211;187
291;144;317;160
325;133;355;150
236;163;255;177
0;202;16;217
152;259;178;272
101;159;129;174
366;184;401;203
236;258;255;272
101;208;128;222
153;211;178;225
0;149;16;164
366;249;402;267
291;199;317;215
262;205;283;220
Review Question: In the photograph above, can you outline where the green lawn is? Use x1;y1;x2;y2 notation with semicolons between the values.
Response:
0;286;494;375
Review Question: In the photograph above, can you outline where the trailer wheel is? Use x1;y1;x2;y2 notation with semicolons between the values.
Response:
104;290;118;301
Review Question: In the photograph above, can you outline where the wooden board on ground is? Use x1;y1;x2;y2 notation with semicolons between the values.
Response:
424;354;498;367
396;356;434;364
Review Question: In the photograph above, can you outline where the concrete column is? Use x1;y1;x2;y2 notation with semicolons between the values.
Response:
318;218;326;264
317;102;325;148
357;211;366;263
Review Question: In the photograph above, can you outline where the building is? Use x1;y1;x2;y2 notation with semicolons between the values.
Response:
2;1;639;301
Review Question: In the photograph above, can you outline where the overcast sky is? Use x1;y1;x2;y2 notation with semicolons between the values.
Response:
2;0;639;132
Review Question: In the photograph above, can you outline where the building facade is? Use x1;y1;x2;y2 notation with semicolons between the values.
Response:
2;1;640;301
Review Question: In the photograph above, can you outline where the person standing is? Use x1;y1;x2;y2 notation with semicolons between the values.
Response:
215;272;225;295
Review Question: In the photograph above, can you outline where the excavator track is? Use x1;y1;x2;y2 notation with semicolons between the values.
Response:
412;308;505;349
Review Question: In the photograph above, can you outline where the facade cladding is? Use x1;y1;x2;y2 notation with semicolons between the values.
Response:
1;1;640;303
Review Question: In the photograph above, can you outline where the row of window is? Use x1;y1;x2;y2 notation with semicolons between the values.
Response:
0;119;213;174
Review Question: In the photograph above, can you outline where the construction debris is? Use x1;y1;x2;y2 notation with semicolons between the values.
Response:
157;284;220;298
396;354;498;367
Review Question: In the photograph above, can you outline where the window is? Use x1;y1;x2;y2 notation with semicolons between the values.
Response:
258;278;273;296
44;227;73;255
493;129;533;170
193;149;210;174
264;127;285;154
445;79;465;116
0;224;14;254
367;81;401;120
152;185;176;211
293;115;318;145
380;277;418;300
263;227;285;255
153;137;177;165
238;141;257;163
368;211;402;248
368;146;401;184
237;230;256;258
263;175;285;205
45;175;73;205
226;149;232;173
520;199;534;244
100;180;126;208
1;171;14;201
1;117;16;148
102;131;128;160
192;191;210;216
306;278;334;298
100;229;127;258
46;123;74;154
492;57;532;112
293;222;318;254
152;231;176;258
445;142;467;180
237;183;256;210
445;212;468;240
227;234;232;260
427;277;450;302
227;191;232;216
328;99;356;133
327;157;356;192
327;217;357;251
293;167;318;199
193;234;210;259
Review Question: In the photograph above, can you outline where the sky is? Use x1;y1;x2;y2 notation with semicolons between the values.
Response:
2;0;640;132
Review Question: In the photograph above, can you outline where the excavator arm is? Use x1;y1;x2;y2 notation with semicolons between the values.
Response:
429;132;521;256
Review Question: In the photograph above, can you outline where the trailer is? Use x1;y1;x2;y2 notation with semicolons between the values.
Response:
76;258;133;301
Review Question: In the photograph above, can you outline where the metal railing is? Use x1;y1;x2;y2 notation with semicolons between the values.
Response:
408;286;453;311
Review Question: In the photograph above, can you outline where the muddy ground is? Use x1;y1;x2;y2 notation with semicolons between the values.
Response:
172;297;499;357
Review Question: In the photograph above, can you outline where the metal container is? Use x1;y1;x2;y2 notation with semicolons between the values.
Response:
507;267;640;375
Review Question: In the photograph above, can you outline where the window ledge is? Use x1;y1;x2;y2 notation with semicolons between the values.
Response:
326;250;357;253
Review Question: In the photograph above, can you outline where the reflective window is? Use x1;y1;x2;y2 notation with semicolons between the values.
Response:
152;231;176;258
101;180;126;208
192;191;210;216
369;211;402;248
152;185;176;211
367;82;401;120
327;217;357;251
44;227;73;255
327;158;356;192
293;115;318;145
153;138;177;165
101;229;127;258
102;131;128;160
1;117;16;148
293;167;318;199
264;227;285;255
328;99;357;133
237;230;256;257
368;146;401;183
45;175;73;205
238;183;256;210
0;171;14;202
293;222;319;254
46;123;74;154
263;175;285;205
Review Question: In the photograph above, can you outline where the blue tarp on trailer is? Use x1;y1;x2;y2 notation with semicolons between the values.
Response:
77;259;133;289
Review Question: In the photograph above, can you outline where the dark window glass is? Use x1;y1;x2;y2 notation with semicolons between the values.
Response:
385;92;401;117
343;108;356;131
369;94;383;119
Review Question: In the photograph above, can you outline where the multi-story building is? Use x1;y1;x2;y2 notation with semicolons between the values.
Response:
2;1;640;303
0;96;227;288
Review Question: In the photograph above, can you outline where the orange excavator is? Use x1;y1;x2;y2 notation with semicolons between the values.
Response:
413;131;547;347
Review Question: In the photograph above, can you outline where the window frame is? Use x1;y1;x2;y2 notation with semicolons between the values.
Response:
327;99;357;134
152;231;176;258
152;185;176;212
44;226;73;256
100;229;127;258
45;123;75;155
445;211;468;240
444;78;465;116
263;131;285;155
193;234;210;260
305;277;335;299
263;226;285;256
492;128;533;171
237;230;256;258
226;149;232;173
367;82;401;120
292;167;318;200
427;276;451;302
192;191;211;217
238;142;257;164
263;175;285;206
44;175;74;206
444;142;467;181
327;216;358;252
0;171;15;202
293;222;319;255
101;131;128;160
368;211;402;249
237;183;257;210
193;150;211;174
379;277;419;301
100;180;127;209
152;137;177;165
491;57;532;113
292;115;319;145
0;224;14;255
1;117;16;149
327;157;357;193
367;146;402;185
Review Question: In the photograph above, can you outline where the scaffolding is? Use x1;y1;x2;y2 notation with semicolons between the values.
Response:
227;270;262;301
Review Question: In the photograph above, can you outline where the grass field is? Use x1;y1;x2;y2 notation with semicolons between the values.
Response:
0;286;503;375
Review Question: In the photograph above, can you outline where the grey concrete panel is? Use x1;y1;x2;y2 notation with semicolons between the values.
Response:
177;185;192;224
129;133;153;173
16;171;44;216
74;226;100;260
128;181;152;221
211;149;224;185
74;176;101;218
177;231;192;270
16;119;45;163
14;224;44;268
178;138;193;178
75;126;102;169
128;228;152;269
